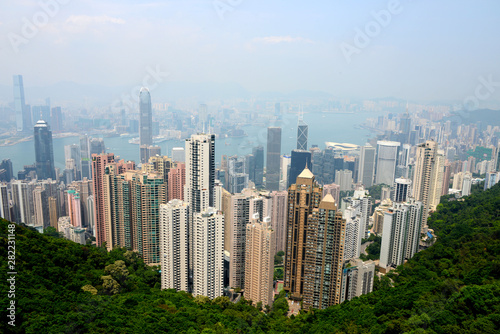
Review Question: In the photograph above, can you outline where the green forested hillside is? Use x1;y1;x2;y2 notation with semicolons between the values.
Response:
1;183;499;333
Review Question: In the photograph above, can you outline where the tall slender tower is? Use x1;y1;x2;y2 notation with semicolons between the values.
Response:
91;153;116;247
139;87;153;163
229;193;250;289
266;127;282;191
375;141;400;186
297;120;308;151
303;194;346;309
412;140;444;226
13;75;29;133
270;190;288;255
183;133;218;294
160;199;190;292
252;146;264;188
244;216;275;307
184;134;215;213
192;208;224;298
358;145;376;187
0;184;11;222
34;120;56;180
128;171;166;264
283;166;322;300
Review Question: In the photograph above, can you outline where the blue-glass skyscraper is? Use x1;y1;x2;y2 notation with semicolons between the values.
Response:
288;149;312;188
34;120;55;180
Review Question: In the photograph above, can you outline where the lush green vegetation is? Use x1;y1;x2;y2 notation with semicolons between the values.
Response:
274;267;284;281
274;250;284;266
467;146;493;161
367;184;390;201
1;183;499;333
360;234;382;261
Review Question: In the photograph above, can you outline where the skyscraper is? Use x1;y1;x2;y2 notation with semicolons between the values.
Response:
50;107;63;132
172;147;185;163
229;193;251;289
184;134;215;213
103;164;133;249
412;140;444;226
283;166;322;301
89;138;106;156
183;133;218;295
270;190;288;255
227;156;248;194
380;199;423;270
266;127;282;191
280;155;291;188
92;153;117;247
288;149;312;188
358;145;376;187
274;102;280;117
340;259;375;303
33;186;50;229
168;163;186;201
13;75;29;133
80;135;91;179
375;141;400;186
0;159;14;182
65;144;82;180
343;210;362;262
128;171;166;264
394;177;411;202
395;144;411;179
139;87;153;163
251;146;264;188
302;194;346;309
244;215;275;307
192;208;224;298
335;169;353;192
160;199;190;292
297;120;308;151
0;184;11;222
34;120;56;180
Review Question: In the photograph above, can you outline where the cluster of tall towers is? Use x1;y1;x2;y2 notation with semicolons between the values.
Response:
160;133;225;298
283;167;347;309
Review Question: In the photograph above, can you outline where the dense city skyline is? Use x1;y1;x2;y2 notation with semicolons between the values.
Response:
1;2;500;331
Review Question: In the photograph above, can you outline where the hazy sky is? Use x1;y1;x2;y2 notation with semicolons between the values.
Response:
1;0;500;102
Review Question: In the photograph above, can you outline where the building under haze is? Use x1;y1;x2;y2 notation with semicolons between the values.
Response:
13;75;30;133
266;127;281;191
375;141;400;187
139;88;153;163
34;120;56;180
297;120;308;151
358;145;376;187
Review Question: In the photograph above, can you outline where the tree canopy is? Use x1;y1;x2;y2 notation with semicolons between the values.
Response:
1;182;499;333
